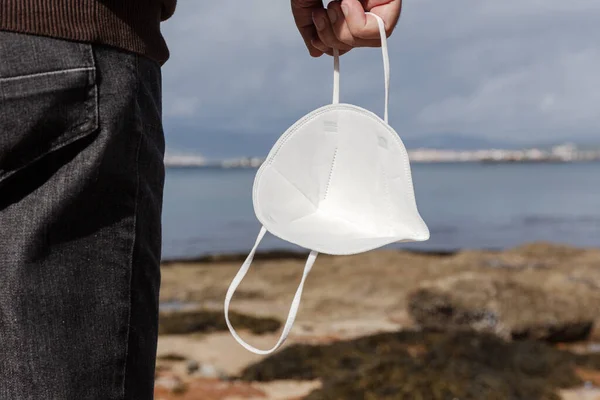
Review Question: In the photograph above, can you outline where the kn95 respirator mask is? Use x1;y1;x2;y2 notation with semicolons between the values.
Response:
225;12;430;355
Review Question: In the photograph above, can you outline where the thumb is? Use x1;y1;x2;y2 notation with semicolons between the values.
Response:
341;0;380;40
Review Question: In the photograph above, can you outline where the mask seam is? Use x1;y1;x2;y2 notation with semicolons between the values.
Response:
271;165;319;210
322;146;338;201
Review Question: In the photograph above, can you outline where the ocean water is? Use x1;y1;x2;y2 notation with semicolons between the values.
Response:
162;162;600;260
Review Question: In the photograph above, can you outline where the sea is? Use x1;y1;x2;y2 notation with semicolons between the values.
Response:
161;162;600;261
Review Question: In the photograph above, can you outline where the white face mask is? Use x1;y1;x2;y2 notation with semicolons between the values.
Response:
225;13;429;355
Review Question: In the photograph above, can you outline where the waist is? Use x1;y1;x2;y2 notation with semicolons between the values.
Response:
0;0;172;65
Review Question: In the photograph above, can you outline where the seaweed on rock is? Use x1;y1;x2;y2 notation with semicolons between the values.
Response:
240;330;600;400
159;309;281;335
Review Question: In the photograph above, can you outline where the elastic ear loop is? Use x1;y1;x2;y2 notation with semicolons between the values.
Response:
333;12;390;123
224;226;319;355
225;13;388;355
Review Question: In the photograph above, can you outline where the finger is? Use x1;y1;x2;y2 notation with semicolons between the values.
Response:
291;0;324;28
365;0;402;36
312;39;350;56
312;9;353;52
352;38;383;47
297;25;326;57
291;0;326;57
310;38;329;54
328;1;381;48
360;0;402;13
341;0;382;40
327;1;354;46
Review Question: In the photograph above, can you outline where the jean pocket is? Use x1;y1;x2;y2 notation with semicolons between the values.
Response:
0;39;98;184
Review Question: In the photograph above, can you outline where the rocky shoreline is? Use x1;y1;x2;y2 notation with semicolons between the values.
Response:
160;247;459;266
155;242;600;400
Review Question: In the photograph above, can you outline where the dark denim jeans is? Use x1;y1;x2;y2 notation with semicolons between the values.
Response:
0;31;165;399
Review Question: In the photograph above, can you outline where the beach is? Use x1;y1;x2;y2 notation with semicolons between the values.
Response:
154;242;600;400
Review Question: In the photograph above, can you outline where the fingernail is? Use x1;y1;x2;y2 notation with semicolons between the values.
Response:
341;4;349;17
328;8;338;24
313;14;325;30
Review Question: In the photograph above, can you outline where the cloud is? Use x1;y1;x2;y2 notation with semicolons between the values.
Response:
160;0;600;153
418;48;600;137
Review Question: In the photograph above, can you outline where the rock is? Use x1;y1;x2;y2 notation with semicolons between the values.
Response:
559;386;600;400
507;242;586;260
155;378;266;400
159;308;281;335
240;330;600;400
157;352;187;362
197;363;229;380
199;363;217;378
187;360;199;374
576;367;600;387
482;256;548;270
155;374;187;394
408;272;596;342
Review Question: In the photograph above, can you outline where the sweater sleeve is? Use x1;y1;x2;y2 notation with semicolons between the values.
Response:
161;0;177;21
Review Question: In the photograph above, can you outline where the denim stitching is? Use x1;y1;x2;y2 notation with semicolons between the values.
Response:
0;67;95;82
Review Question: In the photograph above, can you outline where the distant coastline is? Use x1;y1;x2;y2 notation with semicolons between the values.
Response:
165;143;600;169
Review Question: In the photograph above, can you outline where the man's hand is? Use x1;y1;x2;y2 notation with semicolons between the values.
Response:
291;0;402;57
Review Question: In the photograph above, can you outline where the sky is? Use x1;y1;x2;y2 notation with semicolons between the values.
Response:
160;0;600;158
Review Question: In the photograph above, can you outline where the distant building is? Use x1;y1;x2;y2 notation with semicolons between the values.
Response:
407;143;599;163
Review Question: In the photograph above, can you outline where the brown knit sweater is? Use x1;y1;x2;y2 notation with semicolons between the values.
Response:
0;0;177;65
